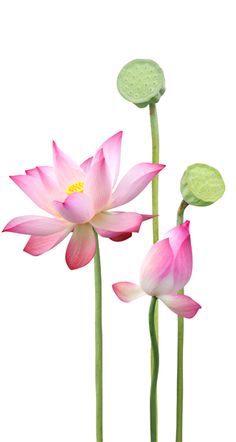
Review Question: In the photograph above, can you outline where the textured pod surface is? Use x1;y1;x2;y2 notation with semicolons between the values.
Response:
117;59;165;108
181;163;225;206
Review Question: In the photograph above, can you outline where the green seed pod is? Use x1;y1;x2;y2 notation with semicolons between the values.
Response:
181;163;225;206
117;59;165;108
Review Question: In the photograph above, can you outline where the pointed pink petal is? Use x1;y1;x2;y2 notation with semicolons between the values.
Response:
91;211;144;233
140;239;175;295
110;163;165;208
35;167;65;201
94;132;122;186
85;157;112;213
25;167;41;177
173;236;193;292
10;174;55;214
80;156;93;173
166;221;190;256
53;192;93;224
52;141;85;190
24;229;71;256
65;224;96;270
112;282;145;302
158;293;201;318
3;215;72;235
26;166;56;181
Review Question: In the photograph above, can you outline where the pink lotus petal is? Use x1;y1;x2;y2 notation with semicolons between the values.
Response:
140;239;174;295
95;228;132;242
65;224;96;270
52;141;85;190
95;214;152;241
93;148;104;163
110;163;165;208
112;282;145;302
173;236;193;292
85;157;112;213
26;166;56;181
36;167;65;200
158;293;201;318
80;156;93;173
25;168;41;177
3;215;72;235
91;211;144;233
53;193;93;224
94;132;122;186
109;232;132;242
10;174;56;214
167;221;190;256
24;229;71;256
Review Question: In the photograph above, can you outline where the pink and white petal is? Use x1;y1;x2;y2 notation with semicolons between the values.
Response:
10;174;55;214
53;193;93;224
166;221;190;256
112;282;146;302
110;163;165;208
3;215;72;235
24;229;71;256
85;157;112;213
94;132;122;186
95;213;152;241
80;156;93;173
52;141;85;190
26;166;57;182
95;227;132;241
158;293;201;319
91;211;144;233
140;238;175;296
173;236;193;292
65;224;96;270
36;167;65;200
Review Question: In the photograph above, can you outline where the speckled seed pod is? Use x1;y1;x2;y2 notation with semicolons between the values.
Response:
117;59;165;108
180;163;225;206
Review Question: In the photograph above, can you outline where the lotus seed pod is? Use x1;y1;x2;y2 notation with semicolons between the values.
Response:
117;59;165;108
180;163;225;206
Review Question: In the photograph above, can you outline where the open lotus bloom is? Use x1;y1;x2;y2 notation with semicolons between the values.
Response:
113;221;201;318
3;132;165;270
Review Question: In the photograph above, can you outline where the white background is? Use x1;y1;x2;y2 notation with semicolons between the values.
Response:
0;1;235;441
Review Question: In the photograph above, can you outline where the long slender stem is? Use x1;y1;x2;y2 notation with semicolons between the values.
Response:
149;297;159;442
150;103;160;244
149;103;160;442
176;200;188;442
94;232;103;442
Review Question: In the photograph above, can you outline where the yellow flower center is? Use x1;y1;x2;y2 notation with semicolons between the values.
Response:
65;181;85;194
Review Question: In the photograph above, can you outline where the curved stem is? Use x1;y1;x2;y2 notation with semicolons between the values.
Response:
94;232;103;442
176;200;188;442
149;103;160;442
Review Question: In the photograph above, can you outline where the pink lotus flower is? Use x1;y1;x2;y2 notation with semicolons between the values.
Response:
3;132;165;270
113;221;201;318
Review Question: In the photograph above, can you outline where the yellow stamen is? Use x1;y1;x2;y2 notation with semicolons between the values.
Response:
65;181;85;194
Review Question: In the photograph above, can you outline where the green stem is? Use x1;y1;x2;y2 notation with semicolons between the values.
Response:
176;200;188;442
149;297;159;442
94;232;103;442
150;103;159;244
149;103;160;442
